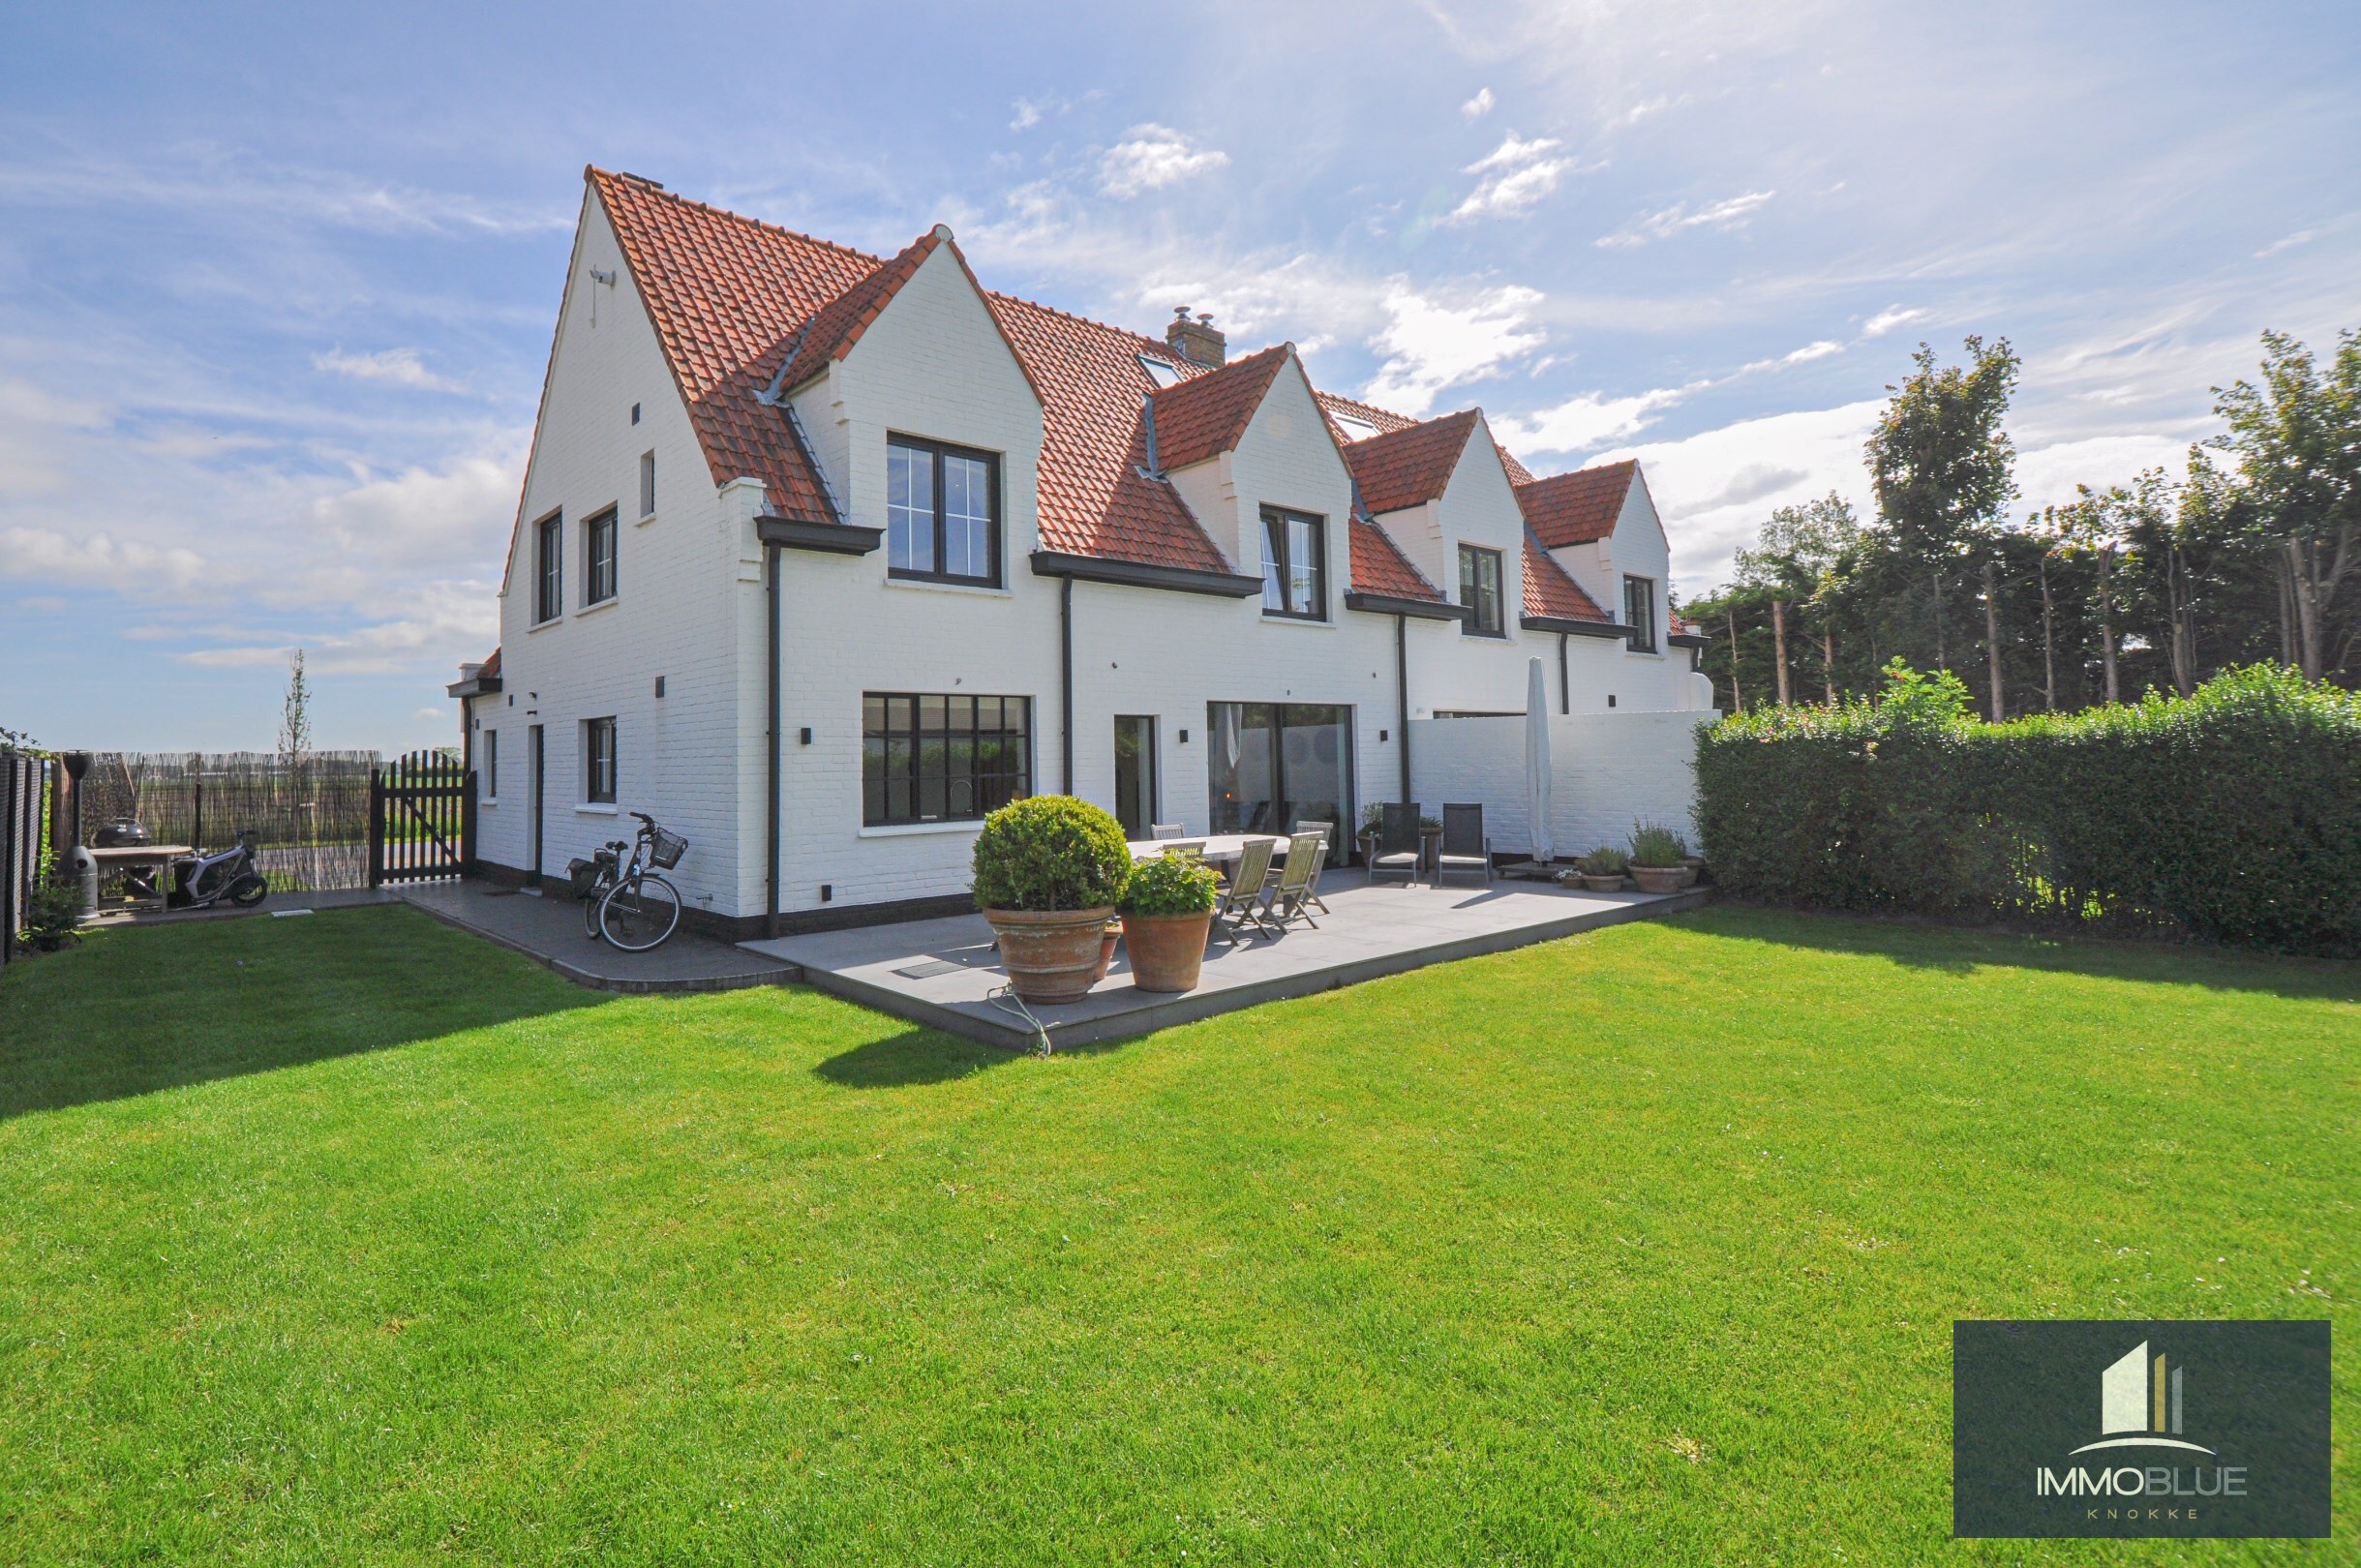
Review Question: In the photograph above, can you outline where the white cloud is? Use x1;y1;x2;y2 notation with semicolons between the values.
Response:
310;448;522;571
1461;87;1496;120
1862;305;1927;337
1494;385;1692;454
314;347;459;392
1446;133;1576;224
2013;434;2195;513
1362;282;1547;415
1596;189;1775;249
0;526;209;589
1098;126;1230;197
1735;340;1845;375
1010;98;1046;132
2253;227;2317;259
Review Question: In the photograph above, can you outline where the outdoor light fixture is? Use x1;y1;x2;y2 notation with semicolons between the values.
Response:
799;727;812;745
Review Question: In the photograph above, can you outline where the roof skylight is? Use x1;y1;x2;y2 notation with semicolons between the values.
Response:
1137;354;1184;389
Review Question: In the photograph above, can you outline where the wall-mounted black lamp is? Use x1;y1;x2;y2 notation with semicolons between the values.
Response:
799;727;813;745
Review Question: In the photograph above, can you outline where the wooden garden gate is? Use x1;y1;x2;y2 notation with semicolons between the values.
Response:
367;750;474;886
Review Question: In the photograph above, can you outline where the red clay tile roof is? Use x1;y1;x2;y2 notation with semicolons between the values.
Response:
1348;519;1445;603
1516;460;1637;548
1148;345;1290;471
770;229;944;395
1522;534;1612;621
1317;389;1417;442
478;648;501;678
1343;410;1481;516
1497;447;1536;486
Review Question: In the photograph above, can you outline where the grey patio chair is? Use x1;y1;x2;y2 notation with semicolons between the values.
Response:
1435;802;1493;887
1213;834;1279;941
1289;819;1336;915
1151;823;1187;840
1260;829;1329;931
1369;801;1422;886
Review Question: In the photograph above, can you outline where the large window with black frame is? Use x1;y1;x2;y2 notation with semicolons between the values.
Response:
1206;702;1352;859
584;716;617;804
584;506;618;605
1259;506;1326;619
887;436;1001;585
534;511;563;623
863;693;1031;826
1622;574;1657;652
1458;543;1504;635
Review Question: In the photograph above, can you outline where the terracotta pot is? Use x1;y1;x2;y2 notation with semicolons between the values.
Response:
1122;909;1214;992
1680;856;1708;888
1088;922;1121;985
1629;863;1686;894
984;906;1118;1004
1580;872;1628;893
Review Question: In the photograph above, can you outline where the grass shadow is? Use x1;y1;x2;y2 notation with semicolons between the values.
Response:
810;1027;1022;1087
1670;901;2361;1004
0;904;603;1121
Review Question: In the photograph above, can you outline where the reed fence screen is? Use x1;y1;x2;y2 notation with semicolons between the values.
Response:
2;749;55;966
75;751;420;892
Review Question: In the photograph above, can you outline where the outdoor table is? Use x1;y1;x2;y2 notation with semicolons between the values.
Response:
1125;833;1281;870
87;844;192;916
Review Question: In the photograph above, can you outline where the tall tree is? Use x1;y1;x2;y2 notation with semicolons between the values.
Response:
278;648;312;761
2211;329;2361;682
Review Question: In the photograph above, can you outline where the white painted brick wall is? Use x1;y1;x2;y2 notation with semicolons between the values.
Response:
1408;710;1708;859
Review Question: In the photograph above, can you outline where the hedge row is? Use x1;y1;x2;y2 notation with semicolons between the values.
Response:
1694;663;2361;955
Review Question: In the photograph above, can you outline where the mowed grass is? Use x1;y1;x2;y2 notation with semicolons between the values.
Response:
0;905;2352;1565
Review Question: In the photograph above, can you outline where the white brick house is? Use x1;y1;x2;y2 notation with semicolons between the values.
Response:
449;168;1711;936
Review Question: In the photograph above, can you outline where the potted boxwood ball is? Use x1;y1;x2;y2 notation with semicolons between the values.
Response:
1118;851;1221;993
971;796;1133;1004
1626;820;1692;894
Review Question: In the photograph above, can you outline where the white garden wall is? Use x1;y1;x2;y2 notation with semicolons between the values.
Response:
1408;709;1708;859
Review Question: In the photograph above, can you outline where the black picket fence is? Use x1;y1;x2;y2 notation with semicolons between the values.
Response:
367;750;475;886
2;749;56;967
76;751;402;892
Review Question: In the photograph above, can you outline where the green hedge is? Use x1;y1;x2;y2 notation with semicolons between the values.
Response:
1695;663;2361;955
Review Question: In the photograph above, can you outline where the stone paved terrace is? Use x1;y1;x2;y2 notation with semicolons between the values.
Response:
398;881;795;994
741;869;1708;1051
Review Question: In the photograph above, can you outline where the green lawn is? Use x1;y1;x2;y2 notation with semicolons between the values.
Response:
0;905;2352;1564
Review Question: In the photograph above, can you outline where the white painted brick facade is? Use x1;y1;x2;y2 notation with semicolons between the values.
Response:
1409;711;1710;859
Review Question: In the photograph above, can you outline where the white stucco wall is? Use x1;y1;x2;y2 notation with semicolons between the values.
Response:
475;189;748;918
1408;710;1709;860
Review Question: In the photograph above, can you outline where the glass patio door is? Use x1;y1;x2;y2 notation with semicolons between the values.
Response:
1112;715;1157;839
1207;702;1351;858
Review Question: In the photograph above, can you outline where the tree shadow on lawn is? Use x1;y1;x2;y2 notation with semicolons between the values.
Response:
1674;902;2361;1004
812;1022;1133;1087
0;904;604;1121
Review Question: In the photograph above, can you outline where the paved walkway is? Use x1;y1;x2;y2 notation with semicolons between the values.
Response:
397;881;796;994
741;868;1708;1050
77;886;401;928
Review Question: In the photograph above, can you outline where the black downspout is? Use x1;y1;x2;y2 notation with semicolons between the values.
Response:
1060;575;1075;794
766;545;781;938
1559;632;1569;714
1395;612;1411;803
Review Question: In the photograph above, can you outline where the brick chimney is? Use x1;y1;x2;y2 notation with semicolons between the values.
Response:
1165;306;1226;369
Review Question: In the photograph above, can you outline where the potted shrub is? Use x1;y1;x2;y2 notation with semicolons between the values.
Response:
1575;844;1630;893
1118;852;1221;992
1627;821;1692;894
971;796;1133;1004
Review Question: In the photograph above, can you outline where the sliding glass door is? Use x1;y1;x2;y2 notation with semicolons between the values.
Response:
1207;703;1352;858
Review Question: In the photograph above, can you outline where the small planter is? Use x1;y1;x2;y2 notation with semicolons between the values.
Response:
1122;910;1214;993
1629;863;1686;894
985;906;1118;1004
1680;856;1708;889
1580;872;1628;893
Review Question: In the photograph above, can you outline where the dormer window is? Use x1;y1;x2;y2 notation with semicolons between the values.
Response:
1331;411;1380;443
1259;507;1326;621
1623;575;1658;652
887;435;1001;587
1458;544;1504;636
1137;354;1185;390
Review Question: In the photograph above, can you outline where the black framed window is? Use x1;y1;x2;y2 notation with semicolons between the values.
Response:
887;436;1000;585
639;451;655;518
1259;507;1326;619
1458;544;1504;636
585;717;616;803
534;511;562;623
585;507;618;605
863;693;1030;826
1623;575;1658;652
485;730;499;799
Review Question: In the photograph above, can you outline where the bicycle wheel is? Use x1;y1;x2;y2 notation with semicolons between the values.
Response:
584;879;607;939
598;873;681;951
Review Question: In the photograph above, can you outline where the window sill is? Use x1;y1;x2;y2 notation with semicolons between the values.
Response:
481;798;499;808
575;802;620;816
1459;627;1510;640
529;615;562;632
1259;612;1335;629
576;597;619;618
859;818;989;838
884;574;1012;598
1623;647;1663;658
635;510;658;528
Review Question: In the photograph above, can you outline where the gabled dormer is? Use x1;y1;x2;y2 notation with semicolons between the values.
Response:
1515;460;1674;652
1343;408;1528;638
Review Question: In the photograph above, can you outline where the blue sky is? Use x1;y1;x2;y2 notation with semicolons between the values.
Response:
3;0;2354;751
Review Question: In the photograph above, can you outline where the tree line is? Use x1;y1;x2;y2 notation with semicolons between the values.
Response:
1680;328;2360;715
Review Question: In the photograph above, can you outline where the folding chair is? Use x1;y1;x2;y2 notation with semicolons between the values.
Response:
1150;823;1186;840
1261;829;1329;930
1291;819;1336;915
1368;801;1422;886
1213;834;1279;941
1435;802;1492;887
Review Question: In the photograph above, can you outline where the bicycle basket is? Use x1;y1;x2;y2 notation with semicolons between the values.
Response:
565;859;602;899
647;827;689;870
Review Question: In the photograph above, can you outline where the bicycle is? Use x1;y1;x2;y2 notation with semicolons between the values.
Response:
569;812;688;951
